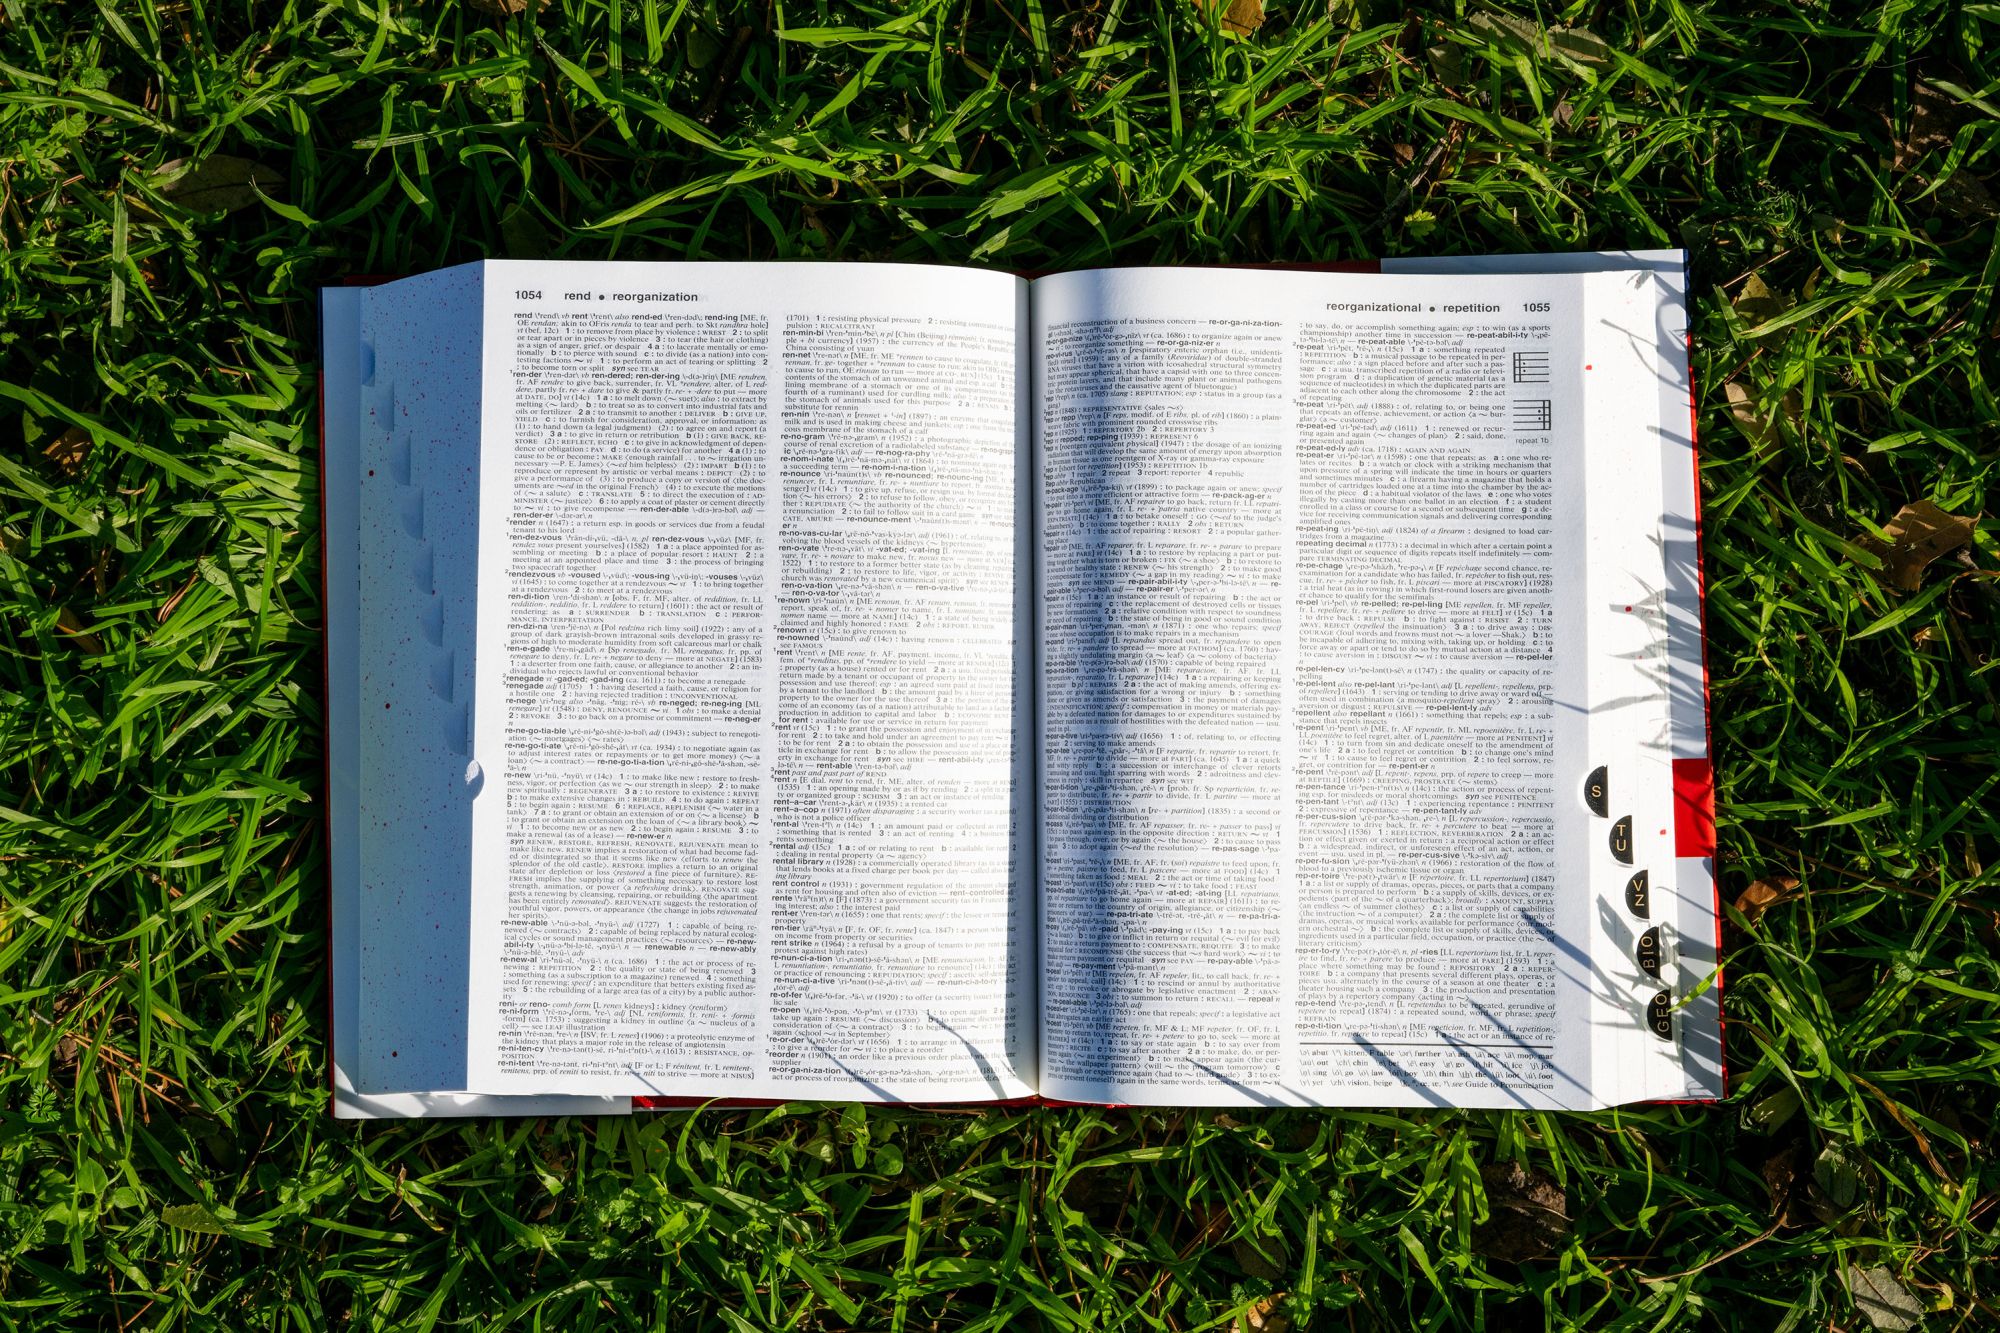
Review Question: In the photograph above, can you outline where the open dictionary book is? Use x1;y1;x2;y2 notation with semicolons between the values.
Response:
321;251;1721;1117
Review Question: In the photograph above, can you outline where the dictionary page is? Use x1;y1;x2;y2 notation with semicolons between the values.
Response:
465;262;1035;1101
1388;251;1719;1102
1032;266;1677;1109
329;276;623;1119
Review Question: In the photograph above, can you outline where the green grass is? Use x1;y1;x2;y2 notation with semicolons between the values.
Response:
2;0;1997;1327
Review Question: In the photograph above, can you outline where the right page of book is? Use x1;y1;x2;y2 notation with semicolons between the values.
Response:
1032;266;1691;1109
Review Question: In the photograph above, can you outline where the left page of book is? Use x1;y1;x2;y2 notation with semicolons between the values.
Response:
329;270;624;1118
463;261;1036;1101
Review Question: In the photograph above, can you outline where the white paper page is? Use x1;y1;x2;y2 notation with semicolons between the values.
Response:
1573;269;1709;1105
1387;251;1720;1100
465;262;1035;1101
330;274;625;1119
1033;267;1671;1108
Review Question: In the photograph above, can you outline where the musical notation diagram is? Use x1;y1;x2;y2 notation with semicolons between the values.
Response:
1513;399;1553;432
1512;350;1551;383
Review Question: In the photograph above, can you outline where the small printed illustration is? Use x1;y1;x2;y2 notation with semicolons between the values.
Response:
1511;350;1551;383
1513;399;1553;432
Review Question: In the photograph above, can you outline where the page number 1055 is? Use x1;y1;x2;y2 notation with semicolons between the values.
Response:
1523;301;1551;312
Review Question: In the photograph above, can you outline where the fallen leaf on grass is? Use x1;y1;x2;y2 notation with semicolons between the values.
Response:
1722;381;1799;460
471;0;528;15
499;200;554;258
53;1033;80;1074
3;530;108;654
1197;0;1264;36
56;607;105;656
1732;271;1789;329
1893;83;1959;165
152;156;283;215
1542;26;1616;69
683;26;723;69
43;426;90;476
1845;1263;1924;1331
157;571;199;624
1468;11;1616;71
1426;35;1463;85
1472;1161;1570;1263
1239;1293;1290;1333
1889;83;1998;221
1742;1083;1802;1134
1858;499;1978;592
1759;1141;1805;1226
1231;1229;1287;1281
1059;1169;1124;1224
1809;1143;1877;1231
1734;875;1800;924
161;1202;230;1235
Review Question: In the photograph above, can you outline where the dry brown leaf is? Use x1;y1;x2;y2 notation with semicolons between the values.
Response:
1760;1141;1805;1226
1855;1075;1954;1184
1545;26;1615;69
1239;1293;1291;1333
157;571;200;624
1932;164;1996;219
498;200;554;258
1743;1083;1802;1134
1472;1161;1570;1263
1469;11;1616;71
470;0;529;15
683;25;723;69
1200;0;1264;36
1722;380;1798;461
56;607;105;656
1231;1229;1287;1282
152;155;283;215
1735;875;1800;924
1733;271;1789;328
43;426;90;476
1859;499;1978;592
1845;1264;1923;1331
7;529;107;654
1893;83;1961;167
1426;36;1464;85
1721;380;1757;428
1888;84;1998;220
1809;1143;1877;1232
